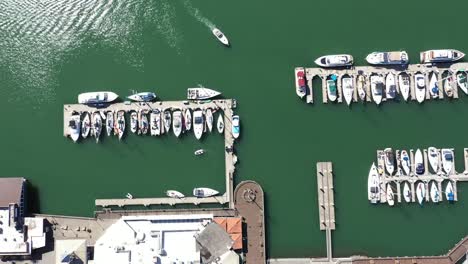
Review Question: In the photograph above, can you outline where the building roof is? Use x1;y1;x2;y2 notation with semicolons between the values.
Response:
226;218;242;234
0;178;24;207
196;222;233;263
213;217;243;250
55;239;87;264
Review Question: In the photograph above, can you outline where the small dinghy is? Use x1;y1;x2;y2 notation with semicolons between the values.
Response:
217;113;224;134
139;110;149;135
441;148;454;175
187;88;221;100
232;115;240;139
386;184;395;207
150;109;161;136
326;75;338;102
163;109;171;133
357;75;366;101
116;110;125;140
416;182;426;205
342;76;354;106
212;28;229;46
420;49;465;64
295;67;307;98
194;149;204;156
428;73;439;98
205;108;214;132
430;181;440;203
92;112;102;143
127;92;157;102
385;73;397;100
427;147;440;173
166;190;184;199
414;73;426;103
456;72;468;95
445;181;455;202
415;149;424;175
68;113;81;143
193;109;204;140
314;54;353;67
193;187;219;198
81;112;91;139
403;182;411;203
106;111;114;137
172;109;183;137
126;193;133;199
384;148;395;175
398;73;411;101
370;75;384;105
400;150;411;175
444;74;454;98
367;163;380;204
184;108;192;131
130;111;138;134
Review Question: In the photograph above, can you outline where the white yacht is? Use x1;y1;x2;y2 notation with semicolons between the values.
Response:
106;111;114;137
357;75;366;101
193;109;204;140
457;72;468;95
370;75;384;105
427;147;440;173
415;149;424;175
163;109;171;133
184;108;192;131
193;187;219;198
150;109;161;136
78;91;118;104
217;113;224;134
444;75;454;98
166;190;184;199
403;182;411;203
441;148;454;175
428;73;439;98
366;51;409;65
416;182;426;205
130;111;138;134
212;28;229;46
127;92;157;102
116;110;125;140
414;73;426;103
384;148;395;175
314;54;353;67
172;110;183;137
139;110;149;135
326;77;337;102
92;112;102;143
398;73;410;101
187;88;221;100
367;163;380;204
386;184;395;207
385;73;397;100
81;112;91;139
68;114;81;143
205;108;214;132
420;49;465;63
342;76;354;106
400;150;411;175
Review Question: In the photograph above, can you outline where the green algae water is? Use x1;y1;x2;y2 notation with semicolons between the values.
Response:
1;0;468;258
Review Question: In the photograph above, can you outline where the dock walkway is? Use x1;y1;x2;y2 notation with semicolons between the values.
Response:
316;162;335;261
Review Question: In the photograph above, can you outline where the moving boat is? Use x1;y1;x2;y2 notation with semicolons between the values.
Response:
130;111;138;134
205;108;214;133
139;110;149;135
127;92;157;102
193;187;219;198
326;76;338;102
232;115;240;139
414;73;426;103
400;150;411;175
367;163;380;204
166;190;184;199
163;109;171;133
357;75;366;101
416;182;426;205
420;49;465;63
212;28;229;46
193;109;204;140
370;75;384;105
415;149;424;175
184;109;192;131
427;147;440;173
172;109;183;137
456;72;468;95
430;181;440;203
92;112;102;143
386;184;395;207
314;54;353;67
403;182;411;203
106;111;114;137
217;113;224;134
444;74;454;97
398;73;411;101
116;110;125;140
78;91;118;105
384;148;395;175
150;109;161;136
366;51;409;65
81;112;91;139
187;88;221;100
68;114;81;143
342;76;354;106
295;67;307;98
194;149;204;156
428;73;439;98
441;148;454;175
385;73;397;99
445;181;455;202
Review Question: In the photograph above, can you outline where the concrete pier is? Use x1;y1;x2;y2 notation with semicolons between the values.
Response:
316;162;335;261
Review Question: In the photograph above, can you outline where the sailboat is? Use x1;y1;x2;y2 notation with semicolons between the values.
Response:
314;54;353;67
416;182;426;205
428;73;439;98
403;182;411;203
398;73;410;101
130;111;138;134
367;163;380;204
415;149;424;175
441;148;454;175
116;110;125;140
106;111;114;137
384;148;395;175
127;92;157;102
370;75;384;105
193;109;204;140
212;28;229;46
193;187;219;198
430;182;440;203
444;74;454;98
445;181;455;202
166;190;185;199
427;147;440;173
342;76;354;106
187;88;221;100
420;49;465;63
205;108;214;132
357;75;366;101
326;76;338;102
414;73;426;103
163;109;171;133
385;73;397;100
150;109;161;136
172;110;183;137
400;150;411;175
68;114;81;143
386;184;395;207
217;113;224;134
81;112;91;139
456;72;468;95
92;112;102;143
184;108;192;131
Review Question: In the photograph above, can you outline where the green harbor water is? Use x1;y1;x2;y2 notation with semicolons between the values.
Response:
1;0;468;258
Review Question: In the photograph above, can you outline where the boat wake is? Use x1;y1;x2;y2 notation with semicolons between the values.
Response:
182;0;215;30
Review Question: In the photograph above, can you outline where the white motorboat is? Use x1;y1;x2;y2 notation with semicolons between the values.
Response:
295;67;307;98
314;54;353;67
92;112;102;143
420;49;465;63
193;109;204;140
166;190;184;199
232;115;240;139
184;108;192;131
194;149;204;156
357;75;366;101
163;109;171;133
126;193;133;199
430;181;440;203
403;182;411;203
172;110;183;137
205;108;213;132
414;73;426;103
78;91;118;104
416;182;426;205
212;28;229;46
428;73;439;98
217;113;224;134
386;184;395;207
187;88;221;100
398;73;411;101
116;110;125;140
445;181;455;202
400;150;411;175
326;76;337;102
427;147;440;173
385;73;397;100
139;110;149;135
384;148;395;175
441;148;454;175
444;74;454;97
366;51;409;65
342;76;354;106
415;149;424;175
106;111;114;137
81;112;91;139
370;75;384;105
193;187;219;198
130;111;138;134
127;92;157;102
68;114;81;143
150;110;161;136
367;163;380;204
456;72;468;95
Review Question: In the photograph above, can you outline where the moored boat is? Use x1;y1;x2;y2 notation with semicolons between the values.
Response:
205;108;213;133
78;91;118;105
172;109;183;137
403;182;411;203
314;54;353;67
428;73;439;98
427;147;440;173
414;73;426;103
81;112;91;139
106;111;114;137
430;181;440;203
139;110;149;135
232;115;240;139
163;109;171;133
357;75;366;101
127;92;157;102
326;75;338;102
116;110;125;140
385;73;397;99
212;28;229;46
217;113;224;134
386;184;395;206
416;182;426;205
384;148;395;175
366;51;409;65
68;113;81;143
400;150;411;175
295;67;307;98
441;148;454;175
193;187;219;198
187;88;221;100
398;73;410;101
184;108;192;131
370;75;384;105
456;72;468;95
130;111;138;134
444;74;454;97
367;163;380;204
342;76;354;106
166;190;184;199
420;49;465;63
415;149;424;175
445;181;455;202
150;109;161;136
194;149;204;156
193;109;204;140
92;112;102;143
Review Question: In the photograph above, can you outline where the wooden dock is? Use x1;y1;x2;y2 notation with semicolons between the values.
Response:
317;162;335;261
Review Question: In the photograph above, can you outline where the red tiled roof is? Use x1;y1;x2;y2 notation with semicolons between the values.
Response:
231;233;242;250
227;217;242;234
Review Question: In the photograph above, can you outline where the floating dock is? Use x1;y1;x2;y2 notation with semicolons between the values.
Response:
316;162;335;261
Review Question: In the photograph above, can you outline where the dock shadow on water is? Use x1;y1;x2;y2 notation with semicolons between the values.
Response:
182;0;215;30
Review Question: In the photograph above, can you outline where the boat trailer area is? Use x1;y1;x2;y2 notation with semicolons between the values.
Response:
295;62;468;104
63;99;238;209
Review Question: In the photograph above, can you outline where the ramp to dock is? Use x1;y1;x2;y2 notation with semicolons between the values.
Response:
316;162;335;261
